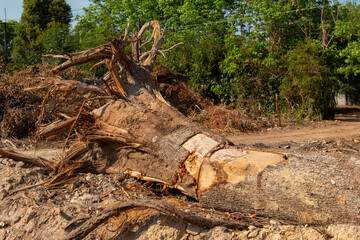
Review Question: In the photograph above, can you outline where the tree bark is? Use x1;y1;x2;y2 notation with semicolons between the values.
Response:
25;20;360;225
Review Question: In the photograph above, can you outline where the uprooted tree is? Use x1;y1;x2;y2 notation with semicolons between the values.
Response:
1;21;359;227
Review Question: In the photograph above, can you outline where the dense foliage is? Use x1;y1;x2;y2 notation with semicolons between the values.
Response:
3;0;360;120
11;0;72;66
0;20;17;62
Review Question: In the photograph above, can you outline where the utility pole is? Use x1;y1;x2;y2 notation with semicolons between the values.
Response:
3;8;8;63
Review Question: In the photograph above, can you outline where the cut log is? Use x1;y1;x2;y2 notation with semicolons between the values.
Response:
2;20;357;226
84;98;360;225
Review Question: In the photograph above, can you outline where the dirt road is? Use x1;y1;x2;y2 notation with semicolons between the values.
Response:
228;106;360;145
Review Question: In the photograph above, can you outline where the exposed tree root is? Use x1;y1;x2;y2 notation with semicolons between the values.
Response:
65;199;261;240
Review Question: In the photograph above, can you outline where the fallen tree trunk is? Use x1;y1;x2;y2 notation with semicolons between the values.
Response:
5;20;358;226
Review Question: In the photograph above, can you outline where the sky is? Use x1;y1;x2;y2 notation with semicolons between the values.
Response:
0;0;90;24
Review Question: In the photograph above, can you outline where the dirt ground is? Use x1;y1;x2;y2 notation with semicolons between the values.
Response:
228;106;360;146
0;106;360;239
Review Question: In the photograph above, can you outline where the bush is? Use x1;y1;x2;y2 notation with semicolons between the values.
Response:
280;39;337;120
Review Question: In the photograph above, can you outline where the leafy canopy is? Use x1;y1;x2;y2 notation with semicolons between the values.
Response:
11;0;72;67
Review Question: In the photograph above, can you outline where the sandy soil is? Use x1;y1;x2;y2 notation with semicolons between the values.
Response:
228;106;360;145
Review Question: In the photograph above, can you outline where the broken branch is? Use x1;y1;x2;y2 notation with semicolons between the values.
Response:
123;23;130;40
105;58;127;98
8;180;49;196
44;44;112;74
0;149;57;171
39;117;77;140
161;42;184;53
42;54;69;59
50;49;73;57
90;61;105;71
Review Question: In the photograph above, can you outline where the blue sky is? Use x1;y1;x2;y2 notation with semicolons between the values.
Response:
0;0;90;23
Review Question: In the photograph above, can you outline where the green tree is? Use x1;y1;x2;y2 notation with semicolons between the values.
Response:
74;0;164;48
161;0;233;101
12;0;72;67
42;22;78;54
220;36;281;114
0;20;18;61
221;0;340;115
330;2;360;104
280;39;337;120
